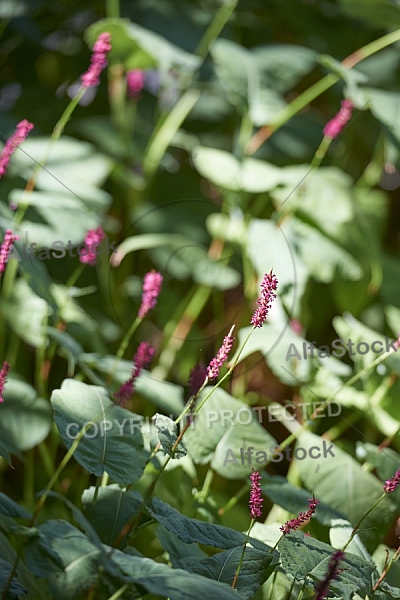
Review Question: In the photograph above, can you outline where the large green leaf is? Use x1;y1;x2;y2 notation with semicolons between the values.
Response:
184;387;277;479
0;557;28;599
189;546;278;600
51;379;148;485
156;525;207;569
278;531;374;600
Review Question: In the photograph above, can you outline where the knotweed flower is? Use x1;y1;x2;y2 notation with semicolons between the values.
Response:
0;229;20;275
315;550;345;600
81;32;112;88
207;326;235;380
323;99;353;139
280;496;320;534
115;342;155;405
0;361;10;403
0;120;34;179
251;269;278;328
79;226;106;266
127;69;145;98
138;271;163;319
383;468;400;493
249;469;263;519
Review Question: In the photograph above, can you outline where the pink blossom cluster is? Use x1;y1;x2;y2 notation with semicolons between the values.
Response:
188;363;207;397
138;271;163;319
280;496;320;534
251;269;278;328
115;342;155;405
207;326;235;380
315;550;345;600
127;69;145;98
81;32;112;88
383;468;400;493
0;229;20;275
323;99;353;139
0;361;10;403
0;120;34;179
249;469;263;519
79;226;106;266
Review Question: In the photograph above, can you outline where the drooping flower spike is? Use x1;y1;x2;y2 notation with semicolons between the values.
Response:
280;496;319;535
0;361;10;403
81;32;112;88
251;269;278;328
207;325;235;380
79;226;106;266
0;230;20;275
115;342;155;405
323;99;353;139
0;120;34;180
383;468;400;493
315;550;345;600
138;271;163;319
127;69;145;98
249;469;263;519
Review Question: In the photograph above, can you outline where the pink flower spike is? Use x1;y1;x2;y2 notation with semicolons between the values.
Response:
188;363;207;397
115;342;155;406
251;269;278;328
0;229;20;275
249;469;263;519
315;550;345;600
383;468;400;493
0;361;10;403
280;496;320;535
0;120;34;179
127;69;145;98
81;32;112;88
207;325;235;380
323;99;354;139
138;271;163;319
79;226;106;266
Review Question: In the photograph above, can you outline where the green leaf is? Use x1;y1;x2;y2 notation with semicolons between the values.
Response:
0;493;31;520
0;557;28;598
192;147;282;192
189;546;278;600
51;379;148;485
278;531;374;600
0;440;11;466
329;519;374;562
0;378;52;453
295;431;397;551
184;387;277;479
338;0;400;29
82;485;143;547
318;54;368;97
253;44;317;94
148;497;271;552
156;525;207;569
364;88;400;146
153;414;187;459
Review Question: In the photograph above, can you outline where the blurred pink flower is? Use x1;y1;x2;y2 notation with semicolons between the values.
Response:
115;342;155;405
188;363;207;397
138;271;163;319
81;32;112;88
207;326;235;380
0;120;34;179
323;99;353;139
127;69;145;98
79;226;106;266
315;550;345;600
0;361;10;403
383;468;400;493
0;229;20;275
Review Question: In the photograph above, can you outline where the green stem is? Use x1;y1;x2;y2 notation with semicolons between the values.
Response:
195;0;238;59
232;519;254;589
107;316;141;385
106;584;129;600
341;493;386;551
218;483;248;516
106;0;120;19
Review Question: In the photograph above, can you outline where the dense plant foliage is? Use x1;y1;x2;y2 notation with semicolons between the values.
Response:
0;0;399;599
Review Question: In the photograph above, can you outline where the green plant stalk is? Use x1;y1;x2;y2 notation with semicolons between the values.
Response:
341;493;386;551
106;0;120;18
195;0;238;59
218;483;248;516
107;316;141;385
196;469;214;503
246;27;400;154
107;585;129;600
231;518;254;589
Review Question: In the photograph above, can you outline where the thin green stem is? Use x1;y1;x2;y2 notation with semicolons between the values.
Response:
106;584;129;600
341;493;386;551
232;519;254;589
218;483;248;516
195;0;238;59
107;316;141;385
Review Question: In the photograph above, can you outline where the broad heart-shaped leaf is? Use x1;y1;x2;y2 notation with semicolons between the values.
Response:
184;387;277;479
156;525;207;569
192;147;282;192
356;443;400;506
153;414;187;459
51;379;148;485
294;431;397;552
86;18;200;73
0;493;31;520
79;354;185;417
0;378;52;453
260;474;346;526
82;485;143;547
147;497;271;553
278;531;374;600
329;520;374;563
0;557;27;598
188;546;279;600
104;547;243;600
